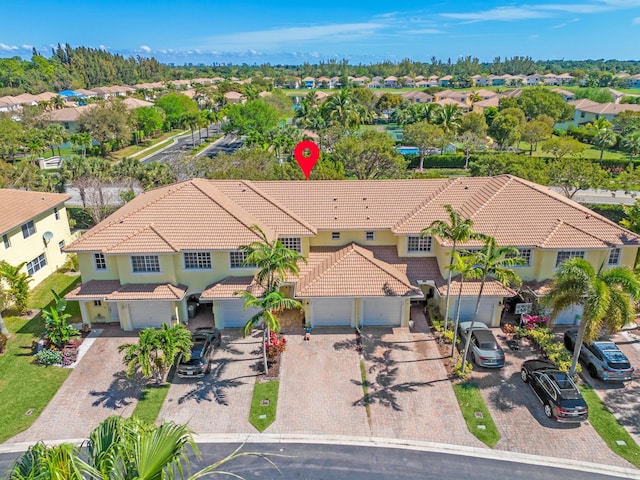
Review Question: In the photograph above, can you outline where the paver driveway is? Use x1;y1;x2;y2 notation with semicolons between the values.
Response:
472;330;633;468
9;326;142;444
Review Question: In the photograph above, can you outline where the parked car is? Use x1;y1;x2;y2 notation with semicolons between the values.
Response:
564;329;634;382
176;328;222;378
520;359;589;423
457;321;505;368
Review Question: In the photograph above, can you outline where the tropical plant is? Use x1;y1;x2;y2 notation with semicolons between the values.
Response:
543;257;640;376
0;260;32;314
621;132;640;161
422;205;485;332
594;129;617;161
461;237;525;372
155;323;192;373
448;252;479;357
8;415;277;479
42;291;79;349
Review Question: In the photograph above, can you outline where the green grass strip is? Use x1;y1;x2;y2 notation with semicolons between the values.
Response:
132;383;171;424
359;358;372;427
249;380;279;432
580;384;640;468
453;381;501;448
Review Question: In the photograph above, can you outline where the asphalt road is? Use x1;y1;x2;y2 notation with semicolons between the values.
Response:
550;187;638;206
141;124;221;164
1;442;635;479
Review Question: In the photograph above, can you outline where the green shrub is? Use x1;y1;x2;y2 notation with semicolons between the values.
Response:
454;359;473;380
35;348;62;366
0;333;7;353
405;154;467;169
518;326;580;374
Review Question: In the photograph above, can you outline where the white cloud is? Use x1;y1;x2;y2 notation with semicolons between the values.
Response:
139;45;151;52
20;44;33;50
405;28;445;34
0;43;18;51
633;17;640;24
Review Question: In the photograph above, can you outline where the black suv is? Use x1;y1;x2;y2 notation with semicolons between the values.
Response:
177;328;221;378
564;329;634;382
520;359;588;423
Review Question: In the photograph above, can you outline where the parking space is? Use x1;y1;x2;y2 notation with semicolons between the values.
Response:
472;330;633;468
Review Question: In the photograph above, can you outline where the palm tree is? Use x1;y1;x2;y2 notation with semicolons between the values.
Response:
156;323;192;372
240;289;302;373
240;225;305;292
448;252;479;357
595;129;617;161
438;104;462;133
622;132;640;162
461;237;524;372
118;328;165;384
544;258;640;376
421;205;484;331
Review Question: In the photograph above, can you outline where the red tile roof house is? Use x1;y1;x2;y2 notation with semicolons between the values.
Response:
64;176;640;332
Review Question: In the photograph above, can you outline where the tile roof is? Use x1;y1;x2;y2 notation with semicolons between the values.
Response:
200;276;265;300
0;189;71;235
295;244;423;298
570;99;640;115
65;280;187;301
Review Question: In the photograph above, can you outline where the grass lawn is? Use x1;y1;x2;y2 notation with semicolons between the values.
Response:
518;139;625;161
0;314;72;443
453;381;500;448
29;273;82;321
132;383;170;424
110;130;186;161
580;384;640;468
249;380;279;432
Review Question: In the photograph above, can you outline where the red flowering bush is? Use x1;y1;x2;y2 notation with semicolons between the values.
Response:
522;314;548;330
266;331;287;362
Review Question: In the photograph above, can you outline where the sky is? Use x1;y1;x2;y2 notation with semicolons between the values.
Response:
2;0;640;65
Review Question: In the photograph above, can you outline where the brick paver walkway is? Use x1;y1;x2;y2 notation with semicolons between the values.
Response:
157;330;261;433
9;326;141;443
472;331;633;468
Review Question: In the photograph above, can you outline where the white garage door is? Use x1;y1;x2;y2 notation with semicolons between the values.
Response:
217;300;261;329
548;304;583;325
451;298;496;326
311;298;354;326
129;302;171;329
362;298;403;326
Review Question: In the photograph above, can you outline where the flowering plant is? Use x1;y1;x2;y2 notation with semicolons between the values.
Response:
522;314;548;330
266;331;287;361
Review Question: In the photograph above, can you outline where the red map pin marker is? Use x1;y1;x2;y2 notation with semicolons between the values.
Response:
294;140;320;180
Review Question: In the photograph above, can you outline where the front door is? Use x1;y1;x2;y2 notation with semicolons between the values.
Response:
109;303;119;321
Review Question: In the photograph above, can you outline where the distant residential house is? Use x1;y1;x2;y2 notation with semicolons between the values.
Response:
0;189;73;287
472;97;501;114
472;89;499;101
384;76;398;88
627;74;640;89
400;91;433;104
434;97;470;113
44;105;96;133
427;75;440;87
551;88;576;102
435;90;469;105
224;91;245;104
556;73;574;85
416;79;431;88
526;74;542;86
0;96;20;112
556;99;640;129
439;75;453;87
316;76;332;88
367;81;382;89
403;76;416;87
471;75;489;87
302;76;316;88
488;75;506;86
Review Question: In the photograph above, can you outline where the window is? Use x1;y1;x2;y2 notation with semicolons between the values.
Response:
279;237;301;253
229;251;255;268
2;234;9;249
94;253;107;270
93;300;102;307
26;253;47;276
365;231;375;241
21;221;35;239
58;240;65;253
184;252;212;269
131;255;160;272
608;248;621;266
331;232;340;240
54;207;59;220
555;250;585;268
407;236;432;252
507;248;532;267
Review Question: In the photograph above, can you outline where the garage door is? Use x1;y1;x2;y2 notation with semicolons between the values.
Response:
362;298;402;326
129;302;171;329
547;304;583;325
217;300;261;329
450;298;496;326
311;298;353;326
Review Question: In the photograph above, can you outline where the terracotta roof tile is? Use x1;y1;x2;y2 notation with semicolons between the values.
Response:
0;189;71;235
200;276;265;300
65;280;187;301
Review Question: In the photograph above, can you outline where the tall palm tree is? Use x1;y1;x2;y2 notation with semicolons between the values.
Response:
421;205;484;331
448;252;479;357
118;328;165;384
622;132;640;162
240;289;302;373
544;258;640;376
595;129;617;161
156;323;192;373
438;104;462;133
461;237;524;372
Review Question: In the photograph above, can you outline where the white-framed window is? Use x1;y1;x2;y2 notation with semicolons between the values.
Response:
27;253;47;276
131;255;160;273
555;250;585;268
22;220;35;239
184;252;212;269
54;207;59;220
331;232;340;240
279;237;301;253
229;251;255;268
58;240;65;253
507;248;532;267
608;247;621;266
93;300;102;307
365;231;375;241
94;253;107;270
407;236;432;252
2;234;9;249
